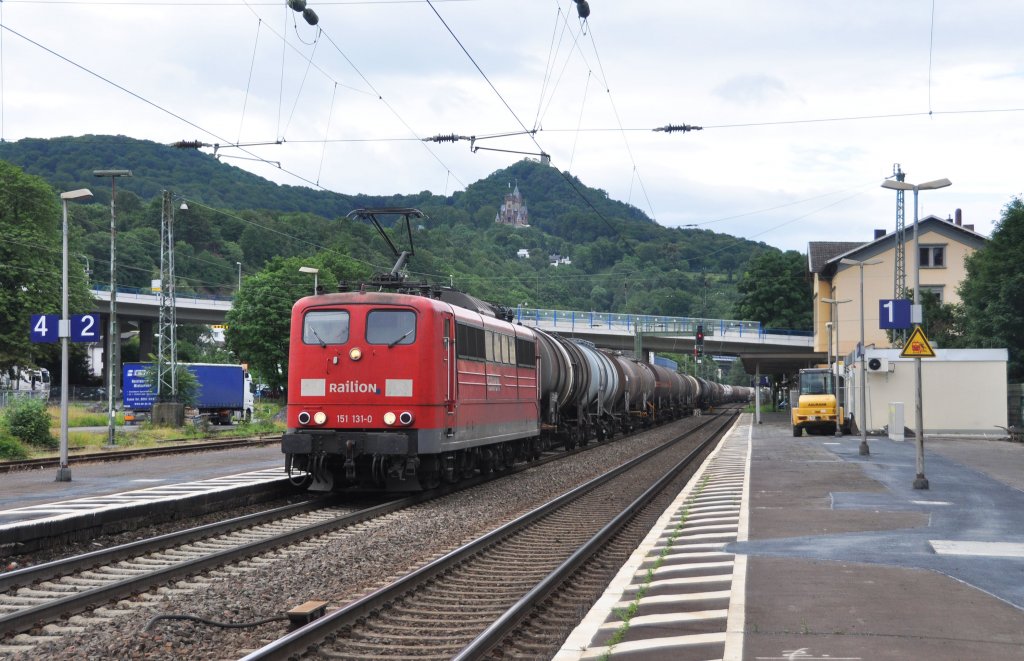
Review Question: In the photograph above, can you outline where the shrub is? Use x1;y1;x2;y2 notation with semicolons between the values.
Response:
3;397;57;448
0;435;29;460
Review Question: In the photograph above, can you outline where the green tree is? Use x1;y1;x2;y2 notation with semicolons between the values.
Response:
224;254;366;394
723;356;751;386
921;291;965;350
958;197;1024;378
735;250;812;329
0;162;94;370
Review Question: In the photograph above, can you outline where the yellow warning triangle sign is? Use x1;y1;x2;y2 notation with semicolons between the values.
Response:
901;326;936;358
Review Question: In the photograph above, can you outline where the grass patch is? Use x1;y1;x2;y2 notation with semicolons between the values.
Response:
599;473;712;660
20;402;288;459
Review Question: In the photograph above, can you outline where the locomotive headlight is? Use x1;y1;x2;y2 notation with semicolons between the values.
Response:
349;347;362;361
399;411;414;426
383;411;397;426
313;411;327;425
297;411;311;425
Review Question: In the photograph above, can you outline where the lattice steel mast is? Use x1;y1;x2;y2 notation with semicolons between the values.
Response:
892;164;907;344
156;191;178;399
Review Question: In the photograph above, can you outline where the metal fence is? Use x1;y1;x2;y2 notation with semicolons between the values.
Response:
513;307;766;337
0;387;107;409
1008;383;1024;429
0;390;50;409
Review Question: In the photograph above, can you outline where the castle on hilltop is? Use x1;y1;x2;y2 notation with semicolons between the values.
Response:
495;182;529;227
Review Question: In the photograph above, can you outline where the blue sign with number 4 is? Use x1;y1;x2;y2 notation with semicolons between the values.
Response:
879;299;912;329
30;314;59;343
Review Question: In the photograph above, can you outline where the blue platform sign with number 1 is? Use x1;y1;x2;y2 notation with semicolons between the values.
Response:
30;314;59;343
879;299;912;329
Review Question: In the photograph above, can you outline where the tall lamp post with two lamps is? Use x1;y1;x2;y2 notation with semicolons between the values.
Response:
881;177;951;489
57;188;94;482
822;296;850;436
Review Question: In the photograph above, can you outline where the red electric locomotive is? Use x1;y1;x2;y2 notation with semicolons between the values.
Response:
284;287;543;491
283;209;547;491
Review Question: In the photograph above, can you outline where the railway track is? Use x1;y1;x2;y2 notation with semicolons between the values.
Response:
0;415;636;647
0;491;433;655
240;410;738;660
0;409;740;657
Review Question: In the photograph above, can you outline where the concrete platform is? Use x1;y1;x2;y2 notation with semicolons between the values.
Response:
561;412;1024;660
0;445;289;553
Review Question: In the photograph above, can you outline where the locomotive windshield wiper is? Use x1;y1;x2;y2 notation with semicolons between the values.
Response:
309;327;327;348
387;329;413;348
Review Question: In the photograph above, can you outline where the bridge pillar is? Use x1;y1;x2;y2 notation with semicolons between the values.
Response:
138;319;154;361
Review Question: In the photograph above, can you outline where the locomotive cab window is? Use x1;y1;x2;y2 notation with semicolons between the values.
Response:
303;310;349;345
367;309;417;346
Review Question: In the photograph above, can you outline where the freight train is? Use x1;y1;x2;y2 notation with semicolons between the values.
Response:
281;209;750;492
282;286;750;491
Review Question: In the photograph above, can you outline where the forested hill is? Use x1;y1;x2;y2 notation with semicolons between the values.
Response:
0;135;365;217
0;134;774;318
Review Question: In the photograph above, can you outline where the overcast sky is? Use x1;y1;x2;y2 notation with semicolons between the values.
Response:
1;0;1020;252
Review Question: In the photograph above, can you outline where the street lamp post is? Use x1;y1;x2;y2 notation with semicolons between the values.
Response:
94;169;132;447
299;266;319;294
57;188;93;482
236;261;242;293
825;321;833;372
881;177;951;489
841;257;883;456
822;296;851;436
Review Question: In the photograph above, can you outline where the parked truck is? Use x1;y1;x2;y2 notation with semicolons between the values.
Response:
0;366;51;403
122;362;255;425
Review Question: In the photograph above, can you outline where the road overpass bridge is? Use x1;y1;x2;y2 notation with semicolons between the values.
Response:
88;288;822;379
511;309;822;375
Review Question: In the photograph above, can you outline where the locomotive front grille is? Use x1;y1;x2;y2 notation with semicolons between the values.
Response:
283;430;416;455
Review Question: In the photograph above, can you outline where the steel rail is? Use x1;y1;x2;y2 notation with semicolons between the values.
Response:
238;411;733;661
454;411;738;659
0;493;428;637
0;421;639;638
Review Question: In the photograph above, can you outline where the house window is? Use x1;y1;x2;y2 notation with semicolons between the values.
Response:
919;286;944;303
920;245;945;268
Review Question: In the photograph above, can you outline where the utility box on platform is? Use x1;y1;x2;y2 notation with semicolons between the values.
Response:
888;402;904;441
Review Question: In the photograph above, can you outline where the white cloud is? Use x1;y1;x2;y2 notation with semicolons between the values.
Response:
0;0;1020;253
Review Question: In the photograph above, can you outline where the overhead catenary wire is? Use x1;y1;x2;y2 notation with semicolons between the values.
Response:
582;19;657;222
236;17;263;146
424;0;628;248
